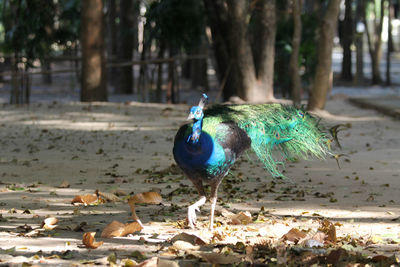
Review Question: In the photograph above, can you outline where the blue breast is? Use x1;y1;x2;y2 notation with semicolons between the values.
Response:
173;131;226;179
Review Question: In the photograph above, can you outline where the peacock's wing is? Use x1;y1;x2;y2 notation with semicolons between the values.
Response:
204;104;330;178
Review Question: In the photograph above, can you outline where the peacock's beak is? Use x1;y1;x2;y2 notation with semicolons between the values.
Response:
187;113;195;120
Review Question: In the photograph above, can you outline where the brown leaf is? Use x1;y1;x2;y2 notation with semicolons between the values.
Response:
326;248;348;265
371;255;397;265
41;217;58;230
58;180;70;188
218;208;235;218
71;194;99;206
128;191;162;224
97;191;122;202
129;191;162;204
101;220;143;238
82;232;103;249
230;211;252;225
195;252;243;265
311;232;326;243
319;219;336;243
170;232;207;245
281;228;307;243
302;231;326;248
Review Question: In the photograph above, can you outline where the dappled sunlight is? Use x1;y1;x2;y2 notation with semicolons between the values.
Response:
1;100;399;265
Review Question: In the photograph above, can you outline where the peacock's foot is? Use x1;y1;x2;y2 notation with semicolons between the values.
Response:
187;205;200;229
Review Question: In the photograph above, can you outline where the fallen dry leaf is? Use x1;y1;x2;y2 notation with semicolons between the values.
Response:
281;228;307;243
41;217;58;230
82;232;103;249
128;191;162;224
230;211;252;225
129;191;162;204
170;232;207;245
101;220;143;238
319;219;336;243
325;248;348;265
158;259;179;267
302;231;326;247
71;194;100;206
218;208;235;218
58;180;70;188
194;252;243;265
171;240;200;251
97;191;122;202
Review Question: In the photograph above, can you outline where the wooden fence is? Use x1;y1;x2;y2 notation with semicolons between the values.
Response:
0;54;208;104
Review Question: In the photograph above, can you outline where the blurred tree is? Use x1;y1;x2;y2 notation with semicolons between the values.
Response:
0;0;57;103
145;0;205;103
386;0;394;85
274;1;318;100
355;0;365;85
364;0;384;84
340;0;354;81
203;0;233;100
106;0;118;87
114;0;138;94
0;0;81;102
205;0;276;102
81;0;107;101
274;2;292;99
308;0;341;110
289;0;303;105
56;0;81;82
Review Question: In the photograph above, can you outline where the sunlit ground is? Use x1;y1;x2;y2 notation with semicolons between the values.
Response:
0;98;399;265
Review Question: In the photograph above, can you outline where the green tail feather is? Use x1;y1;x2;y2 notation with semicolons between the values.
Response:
203;104;330;178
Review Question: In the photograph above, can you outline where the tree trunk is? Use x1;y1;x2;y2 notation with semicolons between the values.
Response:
203;0;237;101
81;0;107;102
205;0;276;102
40;59;52;84
10;54;20;104
307;0;341;111
114;0;135;94
190;39;209;91
156;42;165;103
355;0;365;85
340;0;353;81
167;48;176;104
364;0;384;84
386;0;393;85
106;0;117;87
226;0;258;101
249;0;276;101
289;0;303;105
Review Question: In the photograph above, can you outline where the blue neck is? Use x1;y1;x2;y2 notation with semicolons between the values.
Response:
187;119;203;144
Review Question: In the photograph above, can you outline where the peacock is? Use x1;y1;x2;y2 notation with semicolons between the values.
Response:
173;94;331;230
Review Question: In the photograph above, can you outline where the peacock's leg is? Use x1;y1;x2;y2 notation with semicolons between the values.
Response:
187;178;206;229
209;179;222;230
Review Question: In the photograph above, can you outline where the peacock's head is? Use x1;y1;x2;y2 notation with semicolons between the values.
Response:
188;106;204;120
187;93;208;121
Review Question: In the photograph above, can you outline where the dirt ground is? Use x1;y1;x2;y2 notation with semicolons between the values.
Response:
0;96;399;266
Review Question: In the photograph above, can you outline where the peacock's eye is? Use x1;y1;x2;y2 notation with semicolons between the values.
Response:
298;111;304;118
275;132;280;139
